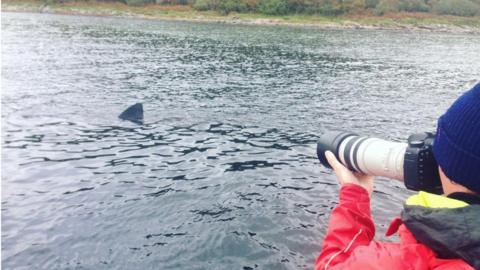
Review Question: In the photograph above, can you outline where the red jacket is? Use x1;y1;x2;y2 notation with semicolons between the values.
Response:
315;184;478;270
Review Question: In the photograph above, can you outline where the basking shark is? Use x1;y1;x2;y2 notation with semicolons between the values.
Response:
119;103;144;124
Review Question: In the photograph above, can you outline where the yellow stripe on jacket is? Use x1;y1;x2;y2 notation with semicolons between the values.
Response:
406;191;469;208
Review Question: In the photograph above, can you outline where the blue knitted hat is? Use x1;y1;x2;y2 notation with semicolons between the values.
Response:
433;83;480;194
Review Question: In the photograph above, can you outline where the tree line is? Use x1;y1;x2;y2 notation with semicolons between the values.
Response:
49;0;480;16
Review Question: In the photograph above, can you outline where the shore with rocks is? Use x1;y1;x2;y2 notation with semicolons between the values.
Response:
3;0;480;33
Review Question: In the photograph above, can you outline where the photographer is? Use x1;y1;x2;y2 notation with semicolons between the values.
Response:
315;83;480;270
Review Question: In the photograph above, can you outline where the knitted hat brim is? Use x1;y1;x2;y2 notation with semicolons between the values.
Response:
433;121;480;194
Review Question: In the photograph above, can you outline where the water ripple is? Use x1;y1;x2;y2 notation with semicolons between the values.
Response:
3;12;480;270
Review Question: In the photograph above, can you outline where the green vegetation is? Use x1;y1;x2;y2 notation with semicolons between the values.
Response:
433;0;480;16
22;0;480;16
3;0;480;31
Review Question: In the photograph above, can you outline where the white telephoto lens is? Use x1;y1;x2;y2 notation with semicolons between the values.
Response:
338;136;407;181
355;138;407;181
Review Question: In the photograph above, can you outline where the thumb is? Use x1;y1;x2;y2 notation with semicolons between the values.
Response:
325;151;349;185
325;151;343;171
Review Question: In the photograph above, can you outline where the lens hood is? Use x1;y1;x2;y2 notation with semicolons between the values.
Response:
317;131;357;168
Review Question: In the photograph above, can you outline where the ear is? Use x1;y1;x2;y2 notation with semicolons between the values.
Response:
439;166;475;195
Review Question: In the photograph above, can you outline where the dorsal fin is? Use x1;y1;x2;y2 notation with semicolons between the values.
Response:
119;103;143;124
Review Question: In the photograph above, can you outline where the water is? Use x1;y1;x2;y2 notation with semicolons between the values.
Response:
2;12;479;270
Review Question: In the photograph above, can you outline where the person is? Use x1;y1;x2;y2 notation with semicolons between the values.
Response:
315;83;480;270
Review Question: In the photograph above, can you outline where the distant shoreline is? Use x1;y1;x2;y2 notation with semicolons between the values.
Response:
3;0;480;33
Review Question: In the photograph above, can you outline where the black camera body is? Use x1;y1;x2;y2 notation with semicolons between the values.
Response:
403;132;442;194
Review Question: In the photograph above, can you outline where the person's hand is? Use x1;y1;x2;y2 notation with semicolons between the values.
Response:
325;151;374;196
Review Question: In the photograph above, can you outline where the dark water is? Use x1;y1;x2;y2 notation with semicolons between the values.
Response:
2;12;479;270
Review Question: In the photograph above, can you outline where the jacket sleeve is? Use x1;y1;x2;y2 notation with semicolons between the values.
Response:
315;184;376;270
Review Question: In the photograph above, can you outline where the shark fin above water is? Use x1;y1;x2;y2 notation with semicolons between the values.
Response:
119;103;144;124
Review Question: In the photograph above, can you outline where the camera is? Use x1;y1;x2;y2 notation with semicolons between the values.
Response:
317;131;442;194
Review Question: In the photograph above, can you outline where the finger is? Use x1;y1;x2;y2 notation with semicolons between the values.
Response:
353;172;368;178
325;151;347;185
354;172;373;180
325;151;344;171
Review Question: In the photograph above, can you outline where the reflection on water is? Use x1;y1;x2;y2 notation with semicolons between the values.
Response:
2;12;480;269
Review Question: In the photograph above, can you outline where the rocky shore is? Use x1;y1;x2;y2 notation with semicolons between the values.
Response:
3;0;480;34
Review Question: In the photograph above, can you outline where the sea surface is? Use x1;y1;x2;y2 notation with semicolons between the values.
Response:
2;12;479;270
